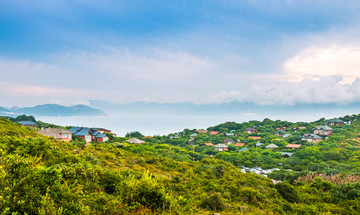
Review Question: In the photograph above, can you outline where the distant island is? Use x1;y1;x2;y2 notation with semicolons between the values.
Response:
0;104;106;117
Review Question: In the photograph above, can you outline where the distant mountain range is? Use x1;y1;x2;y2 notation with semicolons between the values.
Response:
2;101;359;119
0;104;106;117
89;100;360;118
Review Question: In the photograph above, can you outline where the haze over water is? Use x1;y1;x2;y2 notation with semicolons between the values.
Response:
37;111;352;136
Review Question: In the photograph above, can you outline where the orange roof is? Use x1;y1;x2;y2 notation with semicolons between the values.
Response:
210;131;219;135
235;143;245;147
248;136;262;140
204;142;214;146
286;144;302;148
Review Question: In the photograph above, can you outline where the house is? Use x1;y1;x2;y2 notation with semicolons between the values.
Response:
37;128;72;141
244;127;258;134
126;138;145;144
68;127;93;143
214;144;228;151
293;127;307;132
282;134;291;138
225;133;234;136
204;142;214;146
68;127;109;143
265;143;278;150
255;142;263;147
93;132;109;142
188;138;196;144
285;144;302;149
190;133;198;138
324;118;344;127
93;128;112;134
313;125;333;136
235;143;245;147
18;121;37;128
210;131;219;135
248;136;261;140
224;138;235;144
274;130;285;136
197;129;208;133
302;133;322;143
239;147;249;152
280;152;293;158
94;128;116;137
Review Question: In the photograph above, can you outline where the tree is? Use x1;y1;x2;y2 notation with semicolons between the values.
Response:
125;131;143;138
15;115;36;123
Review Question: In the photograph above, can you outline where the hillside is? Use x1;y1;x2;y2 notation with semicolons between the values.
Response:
1;118;360;214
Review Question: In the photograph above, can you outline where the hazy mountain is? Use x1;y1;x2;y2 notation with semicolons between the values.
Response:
8;104;106;117
0;106;16;117
0;106;9;112
89;100;360;118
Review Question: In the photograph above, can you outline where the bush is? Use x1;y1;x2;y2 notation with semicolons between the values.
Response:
331;182;360;202
310;177;333;191
200;193;225;211
121;171;169;210
275;182;300;203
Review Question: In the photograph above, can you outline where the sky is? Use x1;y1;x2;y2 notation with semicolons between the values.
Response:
1;0;360;107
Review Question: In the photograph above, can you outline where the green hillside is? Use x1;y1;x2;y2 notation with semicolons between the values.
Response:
1;117;360;214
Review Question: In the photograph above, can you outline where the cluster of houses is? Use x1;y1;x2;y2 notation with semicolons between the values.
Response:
37;127;112;143
190;118;347;157
17;120;113;143
301;118;345;143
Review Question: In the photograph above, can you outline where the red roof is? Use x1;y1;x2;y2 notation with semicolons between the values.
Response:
210;131;219;135
204;143;214;146
235;143;245;147
248;136;261;140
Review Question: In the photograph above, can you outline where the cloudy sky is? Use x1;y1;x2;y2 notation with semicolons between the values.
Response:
1;0;360;107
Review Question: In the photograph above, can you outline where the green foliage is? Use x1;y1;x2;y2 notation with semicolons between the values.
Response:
200;193;224;211
15;114;36;123
125;131;143;138
310;177;333;191
275;182;300;203
331;182;360;202
121;171;169;210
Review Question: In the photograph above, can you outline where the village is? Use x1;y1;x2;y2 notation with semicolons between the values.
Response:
16;117;349;155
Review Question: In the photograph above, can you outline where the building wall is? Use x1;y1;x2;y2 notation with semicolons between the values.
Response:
24;124;37;128
59;133;72;141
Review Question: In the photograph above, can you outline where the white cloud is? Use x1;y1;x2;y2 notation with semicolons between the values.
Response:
283;45;360;84
59;49;212;81
213;75;360;105
0;48;217;105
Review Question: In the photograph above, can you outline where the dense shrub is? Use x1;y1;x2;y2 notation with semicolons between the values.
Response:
275;182;300;203
200;193;225;211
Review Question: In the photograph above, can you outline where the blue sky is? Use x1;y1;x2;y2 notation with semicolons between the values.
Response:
1;0;360;107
